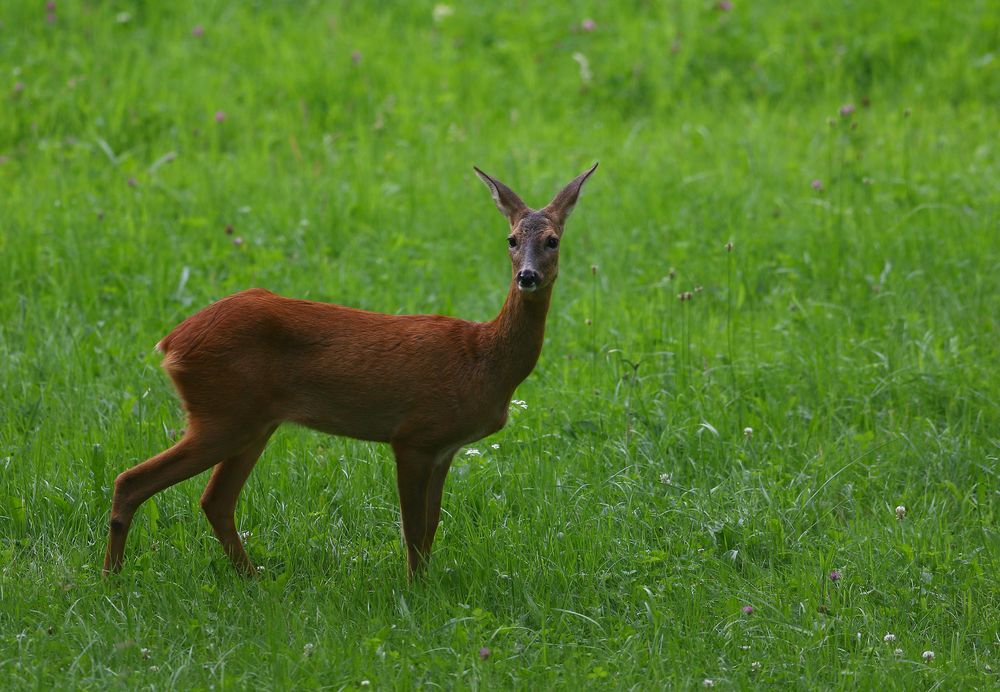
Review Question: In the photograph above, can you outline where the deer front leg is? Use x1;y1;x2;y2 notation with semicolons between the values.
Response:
421;453;455;557
391;443;440;579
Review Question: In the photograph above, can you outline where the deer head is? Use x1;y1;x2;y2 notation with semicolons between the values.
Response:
474;163;598;294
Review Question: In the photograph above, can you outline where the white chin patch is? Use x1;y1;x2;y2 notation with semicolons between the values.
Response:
517;283;538;293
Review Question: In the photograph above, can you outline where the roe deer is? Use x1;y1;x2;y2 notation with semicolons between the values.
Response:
103;163;598;579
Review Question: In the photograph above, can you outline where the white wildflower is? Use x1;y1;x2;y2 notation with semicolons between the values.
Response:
465;448;482;456
896;505;906;520
432;4;454;23
922;650;935;662
884;633;896;643
571;52;592;85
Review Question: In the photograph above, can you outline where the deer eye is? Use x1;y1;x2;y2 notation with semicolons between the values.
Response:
545;236;560;249
507;236;517;248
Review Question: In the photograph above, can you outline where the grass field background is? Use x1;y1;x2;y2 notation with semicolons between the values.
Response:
2;1;998;687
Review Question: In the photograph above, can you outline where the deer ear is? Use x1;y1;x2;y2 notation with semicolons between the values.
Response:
474;167;529;225
543;162;598;231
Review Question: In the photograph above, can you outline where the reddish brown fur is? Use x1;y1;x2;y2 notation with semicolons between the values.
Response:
103;164;597;579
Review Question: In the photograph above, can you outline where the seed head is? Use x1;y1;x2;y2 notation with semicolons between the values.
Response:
725;241;733;253
591;264;598;275
743;427;753;437
895;505;906;520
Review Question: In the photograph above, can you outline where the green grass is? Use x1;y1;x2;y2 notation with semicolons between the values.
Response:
2;0;999;687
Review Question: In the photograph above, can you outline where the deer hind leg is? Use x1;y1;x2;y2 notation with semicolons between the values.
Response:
200;425;276;575
103;422;266;575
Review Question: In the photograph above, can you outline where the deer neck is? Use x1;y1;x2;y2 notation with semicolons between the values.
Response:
484;280;554;392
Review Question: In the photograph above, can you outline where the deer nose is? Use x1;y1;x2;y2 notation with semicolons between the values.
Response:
516;269;540;290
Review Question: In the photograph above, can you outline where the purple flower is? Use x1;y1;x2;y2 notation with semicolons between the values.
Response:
742;604;754;615
811;179;823;191
46;11;57;23
127;177;138;187
717;0;733;10
479;646;490;660
581;18;596;32
839;103;855;117
351;50;362;65
214;110;226;123
192;25;205;37
46;1;56;9
829;569;841;582
13;81;25;93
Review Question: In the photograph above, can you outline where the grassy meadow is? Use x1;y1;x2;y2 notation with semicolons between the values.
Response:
2;0;999;688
